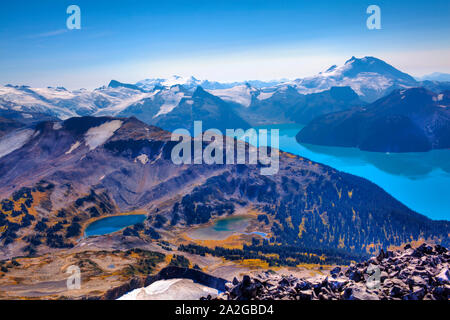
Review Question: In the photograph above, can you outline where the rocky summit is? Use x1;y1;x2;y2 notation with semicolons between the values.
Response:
211;243;449;300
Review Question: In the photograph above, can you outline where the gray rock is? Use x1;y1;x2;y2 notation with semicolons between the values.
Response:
406;276;428;288
380;271;389;283
343;286;380;300
435;267;449;284
330;266;341;275
225;282;234;291
297;289;313;300
403;286;426;300
389;285;405;298
328;279;348;291
432;285;449;300
347;270;364;282
295;281;311;291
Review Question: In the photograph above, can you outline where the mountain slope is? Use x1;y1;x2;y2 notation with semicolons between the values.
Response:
0;84;155;120
297;88;450;152
0;117;24;139
294;56;419;102
0;116;448;260
239;86;364;125
117;86;250;133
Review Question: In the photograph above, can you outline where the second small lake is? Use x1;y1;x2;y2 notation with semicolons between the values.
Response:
85;214;147;237
187;215;268;240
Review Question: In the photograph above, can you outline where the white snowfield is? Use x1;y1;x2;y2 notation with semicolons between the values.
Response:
65;141;81;155
0;85;155;119
295;72;395;96
0;129;35;159
153;86;188;118
0;86;78;119
94;90;160;116
257;90;276;101
207;85;259;107
84;120;123;150
117;278;219;300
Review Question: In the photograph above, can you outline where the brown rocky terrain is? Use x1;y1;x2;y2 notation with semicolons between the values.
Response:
213;243;449;300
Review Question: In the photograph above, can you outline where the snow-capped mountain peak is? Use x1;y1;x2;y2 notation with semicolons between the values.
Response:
295;56;419;102
136;75;201;91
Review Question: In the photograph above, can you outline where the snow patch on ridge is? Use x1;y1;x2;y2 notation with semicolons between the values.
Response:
207;85;257;107
65;141;81;155
257;91;275;101
153;88;186;118
433;94;444;102
0;129;35;159
135;154;149;165
95;91;159;116
53;122;63;130
84;120;123;150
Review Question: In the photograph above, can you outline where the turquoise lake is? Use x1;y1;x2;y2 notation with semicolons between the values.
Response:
187;216;250;240
85;214;147;237
243;124;450;221
187;215;271;240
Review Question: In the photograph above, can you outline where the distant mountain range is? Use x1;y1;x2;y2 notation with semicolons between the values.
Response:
0;116;448;259
416;72;450;82
135;75;285;91
297;88;450;152
0;57;450;152
1;56;449;146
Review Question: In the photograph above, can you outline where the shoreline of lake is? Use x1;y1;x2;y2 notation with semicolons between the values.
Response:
244;124;450;221
84;213;147;237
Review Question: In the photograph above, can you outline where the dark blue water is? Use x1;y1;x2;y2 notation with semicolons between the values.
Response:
85;214;147;237
242;124;450;221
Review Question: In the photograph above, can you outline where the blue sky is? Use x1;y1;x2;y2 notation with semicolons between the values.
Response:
0;0;449;89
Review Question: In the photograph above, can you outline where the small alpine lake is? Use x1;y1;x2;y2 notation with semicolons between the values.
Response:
187;215;268;240
84;214;147;237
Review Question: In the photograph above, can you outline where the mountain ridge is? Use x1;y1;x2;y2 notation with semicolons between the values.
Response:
1;56;449;129
297;87;450;152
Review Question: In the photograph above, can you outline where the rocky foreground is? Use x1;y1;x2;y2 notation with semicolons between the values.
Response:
211;243;449;300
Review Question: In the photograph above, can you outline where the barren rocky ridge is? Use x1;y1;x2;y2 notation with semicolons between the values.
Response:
213;243;449;300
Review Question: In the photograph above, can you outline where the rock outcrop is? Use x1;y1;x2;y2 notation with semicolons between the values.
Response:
212;243;449;300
